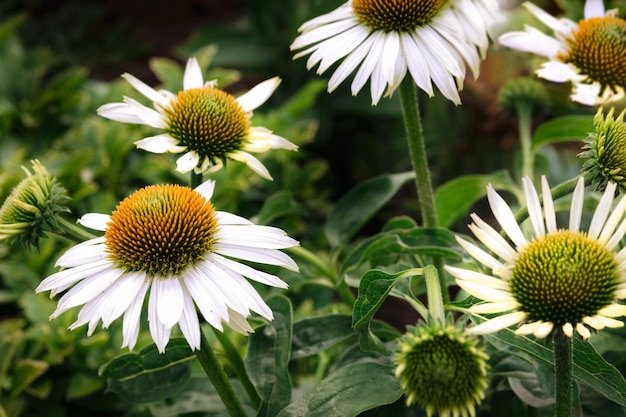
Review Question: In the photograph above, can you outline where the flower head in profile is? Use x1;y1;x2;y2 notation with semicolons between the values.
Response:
97;58;297;179
290;0;498;105
499;0;626;106
581;107;626;192
394;320;489;417
446;176;626;339
36;180;299;353
0;160;70;248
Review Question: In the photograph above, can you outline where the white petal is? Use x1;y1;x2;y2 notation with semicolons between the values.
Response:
584;0;605;18
466;311;528;335
216;224;299;249
588;181;616;239
236;77;281;113
576;323;591;339
400;33;434;97
523;2;572;33
124;96;167;129
537;61;582;83
212;254;288;288
216;211;254;225
183;57;204;90
562;322;574;337
569;177;585;231
454;236;504;272
498;28;563;59
445;265;511;291
78;213;110;231
178;285;201;350
598;185;625;244
470;300;520;314
522;176;545;237
459;279;515;302
153;278;184;328
148;286;172;353
52;267;124;317
135;135;186;153
37;259;113;295
97;102;145;124
487;184;527;249
55;238;106;267
598;304;626;318
215;243;299;271
230;151;272;180
328;36;376;93
176;151;200;173
122;72;170;106
183;266;227;329
121;276;150;350
351;31;385;98
469;215;518;262
541;176;557;233
224;308;255;334
195;179;216;200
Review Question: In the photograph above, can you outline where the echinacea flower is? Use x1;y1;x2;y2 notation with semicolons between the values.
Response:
290;0;499;105
36;180;299;353
580;107;626;192
0;160;70;248
394;321;489;417
499;0;626;106
97;58;297;179
445;176;626;339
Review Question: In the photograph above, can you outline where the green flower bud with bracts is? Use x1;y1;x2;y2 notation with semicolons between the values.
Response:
580;107;626;192
394;320;489;417
498;77;551;117
0;160;70;248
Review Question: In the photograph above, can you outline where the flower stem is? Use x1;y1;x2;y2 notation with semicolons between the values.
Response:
516;102;534;180
554;333;573;417
399;78;438;228
399;79;448;302
196;329;248;417
212;328;262;409
190;171;204;188
424;265;445;326
55;216;98;242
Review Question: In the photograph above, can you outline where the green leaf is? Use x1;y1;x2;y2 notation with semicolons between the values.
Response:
353;269;417;355
66;371;104;400
245;295;293;417
484;329;626;406
100;337;195;403
149;57;184;91
325;172;414;248
276;362;402;417
11;359;48;399
531;115;594;154
340;226;462;280
435;170;518;228
291;314;356;359
254;190;307;225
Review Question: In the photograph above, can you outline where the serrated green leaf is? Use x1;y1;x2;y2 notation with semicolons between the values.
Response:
484;328;626;406
100;337;195;403
325;172;414;248
435;170;518;228
276;362;402;417
531;115;594;154
353;269;418;355
245;295;293;417
291;314;355;359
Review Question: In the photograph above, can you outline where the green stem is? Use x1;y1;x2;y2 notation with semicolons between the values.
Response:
424;265;445;326
190;171;204;188
196;330;248;417
514;173;595;225
516;102;534;180
399;78;438;228
212;328;261;409
55;216;98;242
554;333;573;417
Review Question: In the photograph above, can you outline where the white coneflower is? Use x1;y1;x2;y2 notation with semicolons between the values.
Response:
290;0;498;105
446;176;626;339
36;180;299;353
98;58;297;179
499;0;626;106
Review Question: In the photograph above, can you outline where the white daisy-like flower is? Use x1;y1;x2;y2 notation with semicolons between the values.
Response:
499;0;626;106
445;176;626;339
36;180;299;353
97;58;297;179
290;0;499;105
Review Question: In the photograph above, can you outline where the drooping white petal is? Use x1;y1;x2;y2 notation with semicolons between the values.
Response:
465;311;528;335
176;151;200;173
230;151;272;180
216;224;299;249
523;2;572;34
499;27;563;59
135;135;186;154
536;61;583;83
576;323;591;339
215;242;299;271
599;188;626;245
454;236;504;273
178;284;201;350
225;308;255;334
122;72;170;106
459;279;515;303
195;179;216;200
469;300;520;314
148;286;173;353
445;265;511;291
468;215;518;262
183;265;227;329
123;96;167;129
55;237;106;267
36;258;114;295
212;254;288;288
152;277;184;328
97;103;145;124
541;176;557;233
